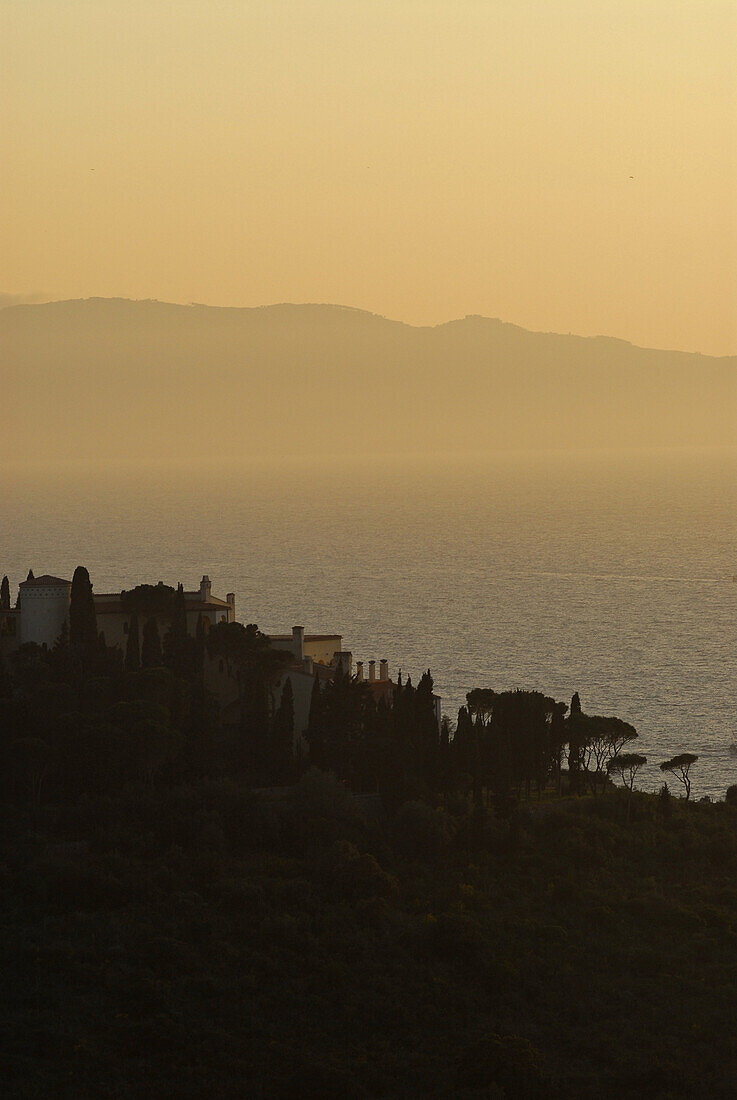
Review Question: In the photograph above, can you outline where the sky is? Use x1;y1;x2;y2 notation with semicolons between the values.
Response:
2;0;736;355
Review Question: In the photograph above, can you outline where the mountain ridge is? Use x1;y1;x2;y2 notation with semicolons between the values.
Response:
2;295;731;359
2;297;735;466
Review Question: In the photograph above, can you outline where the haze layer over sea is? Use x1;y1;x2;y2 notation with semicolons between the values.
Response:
2;448;735;798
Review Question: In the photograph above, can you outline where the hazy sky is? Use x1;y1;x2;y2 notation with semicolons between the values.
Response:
3;1;736;354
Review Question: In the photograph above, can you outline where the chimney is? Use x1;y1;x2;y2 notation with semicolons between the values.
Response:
368;660;376;682
292;625;305;661
226;592;235;620
356;661;364;682
303;655;314;675
200;575;211;601
379;659;389;682
334;651;352;675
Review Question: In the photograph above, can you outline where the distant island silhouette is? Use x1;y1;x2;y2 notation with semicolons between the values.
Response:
2;297;735;466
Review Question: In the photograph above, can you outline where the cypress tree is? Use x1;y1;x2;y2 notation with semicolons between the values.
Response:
438;715;454;804
195;612;207;670
0;647;11;700
307;672;322;726
174;582;187;634
125;614;140;671
415;669;440;791
165;582;188;672
567;691;584;794
274;677;295;782
69;566;98;652
141;617;162;668
195;611;205;644
0;575;10;610
306;673;323;765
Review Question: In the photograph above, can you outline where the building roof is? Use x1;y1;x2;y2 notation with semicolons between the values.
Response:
94;596;230;615
184;591;231;608
269;633;342;642
19;574;71;588
16;575;232;608
278;660;335;680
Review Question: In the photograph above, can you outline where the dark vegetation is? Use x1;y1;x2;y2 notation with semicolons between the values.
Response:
0;568;731;1098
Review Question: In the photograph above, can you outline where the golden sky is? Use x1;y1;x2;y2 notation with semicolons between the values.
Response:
3;1;736;355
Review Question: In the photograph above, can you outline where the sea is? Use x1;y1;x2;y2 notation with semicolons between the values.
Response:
2;448;736;799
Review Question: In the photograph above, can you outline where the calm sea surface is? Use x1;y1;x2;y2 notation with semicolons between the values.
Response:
2;450;736;798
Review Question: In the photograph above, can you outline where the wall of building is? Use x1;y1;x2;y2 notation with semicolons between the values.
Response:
274;668;315;754
95;605;230;653
268;630;343;667
19;584;71;646
303;636;342;666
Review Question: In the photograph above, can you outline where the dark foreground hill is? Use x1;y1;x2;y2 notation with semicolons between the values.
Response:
2;298;735;465
3;775;737;1097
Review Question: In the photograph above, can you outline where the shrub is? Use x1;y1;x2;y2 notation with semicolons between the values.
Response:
393;801;454;861
287;769;367;848
658;782;672;821
319;840;398;903
457;1032;555;1093
422;911;484;966
291;768;355;819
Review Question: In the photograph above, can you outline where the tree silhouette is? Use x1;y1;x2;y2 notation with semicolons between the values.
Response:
566;693;585;793
69;566;98;654
0;647;11;700
607;752;647;821
164;582;189;673
0;575;10;610
195;612;207;668
415;669;440;792
273;676;295;782
207;621;290;774
570;710;637;796
125;613;140;672
141;617;162;668
659;753;698;800
438;715;455;803
307;662;372;786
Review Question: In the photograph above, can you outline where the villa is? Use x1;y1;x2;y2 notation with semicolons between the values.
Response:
0;573;235;655
1;569;441;749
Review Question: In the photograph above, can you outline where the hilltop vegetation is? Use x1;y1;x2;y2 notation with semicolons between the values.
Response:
1;593;734;1096
3;775;737;1097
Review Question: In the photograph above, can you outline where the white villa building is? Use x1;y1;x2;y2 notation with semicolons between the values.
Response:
0;573;235;655
1;570;441;750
